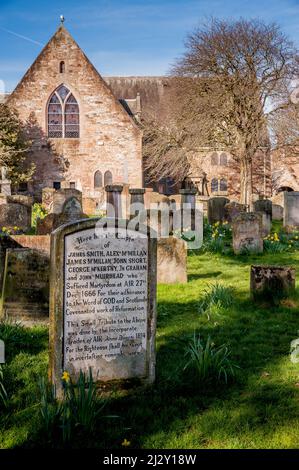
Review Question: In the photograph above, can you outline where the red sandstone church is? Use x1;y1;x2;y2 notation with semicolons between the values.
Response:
1;24;296;201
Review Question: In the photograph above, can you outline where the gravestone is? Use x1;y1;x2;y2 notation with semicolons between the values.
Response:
250;265;295;302
105;185;123;218
157;237;187;284
272;204;283;221
49;218;157;396
129;188;145;218
53;197;86;229
180;188;197;230
53;188;83;215
0;202;31;232
224;201;247;223
284;192;299;231
37;197;86;234
232;212;263;254
254;199;272;236
0;248;49;321
208;197;230;225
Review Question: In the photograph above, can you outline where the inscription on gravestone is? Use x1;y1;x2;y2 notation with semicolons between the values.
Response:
49;218;157;394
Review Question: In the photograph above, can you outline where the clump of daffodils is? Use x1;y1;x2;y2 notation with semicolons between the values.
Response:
264;232;280;243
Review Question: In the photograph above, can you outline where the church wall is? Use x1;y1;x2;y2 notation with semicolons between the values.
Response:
7;27;143;199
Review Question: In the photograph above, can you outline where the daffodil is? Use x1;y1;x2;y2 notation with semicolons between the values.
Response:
121;439;131;447
61;371;70;383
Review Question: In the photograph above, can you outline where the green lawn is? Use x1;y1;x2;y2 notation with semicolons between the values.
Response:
1;249;299;448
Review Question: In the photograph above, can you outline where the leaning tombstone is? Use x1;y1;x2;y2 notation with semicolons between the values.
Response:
254;199;272;237
157;237;187;284
0;248;49;322
250;265;295;303
232;212;263;254
208;197;230;225
284;192;299;231
49;218;157;396
105;185;123;218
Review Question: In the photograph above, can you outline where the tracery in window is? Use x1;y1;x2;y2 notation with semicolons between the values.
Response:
211;178;218;192
48;85;79;138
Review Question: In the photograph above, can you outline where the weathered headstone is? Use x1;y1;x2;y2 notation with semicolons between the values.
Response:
49;218;157;395
53;197;86;229
0;202;31;232
157;237;187;284
250;265;295;302
0;248;49;321
105;185;123;218
53;188;83;215
284;192;299;231
272;204;283;221
224;201;247;223
254;199;272;236
232;212;263;254
208;197;230;225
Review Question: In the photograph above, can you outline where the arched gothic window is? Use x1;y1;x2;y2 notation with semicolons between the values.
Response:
220;153;227;166
104;170;113;186
211;178;218;193
59;61;65;73
47;85;79;138
220;178;228;191
94;171;103;189
211;152;219;166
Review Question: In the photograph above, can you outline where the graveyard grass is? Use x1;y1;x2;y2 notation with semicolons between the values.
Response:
1;249;299;448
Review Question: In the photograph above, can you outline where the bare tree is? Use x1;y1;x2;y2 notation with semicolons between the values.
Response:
145;18;298;204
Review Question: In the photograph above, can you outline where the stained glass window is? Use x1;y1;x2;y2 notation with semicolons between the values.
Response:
211;178;218;193
48;85;79;138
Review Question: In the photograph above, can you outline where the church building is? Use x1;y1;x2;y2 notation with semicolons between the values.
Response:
6;25;143;199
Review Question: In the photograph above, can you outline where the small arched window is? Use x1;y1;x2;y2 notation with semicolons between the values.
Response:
59;61;65;73
94;171;103;189
104;171;113;186
48;85;79;138
220;153;227;166
211;152;218;166
211;178;218;193
220;178;228;191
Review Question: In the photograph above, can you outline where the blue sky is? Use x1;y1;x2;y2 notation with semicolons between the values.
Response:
1;0;299;91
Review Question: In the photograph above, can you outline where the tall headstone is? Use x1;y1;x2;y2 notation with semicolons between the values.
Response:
284;192;299;231
105;185;123;219
208;197;230;225
49;218;157;396
180;189;197;230
129;188;145;218
254;199;272;236
232;212;263;254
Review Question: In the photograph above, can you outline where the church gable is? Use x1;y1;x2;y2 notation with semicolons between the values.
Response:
7;26;141;135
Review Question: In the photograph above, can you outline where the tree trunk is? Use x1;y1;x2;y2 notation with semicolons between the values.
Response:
240;157;253;208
